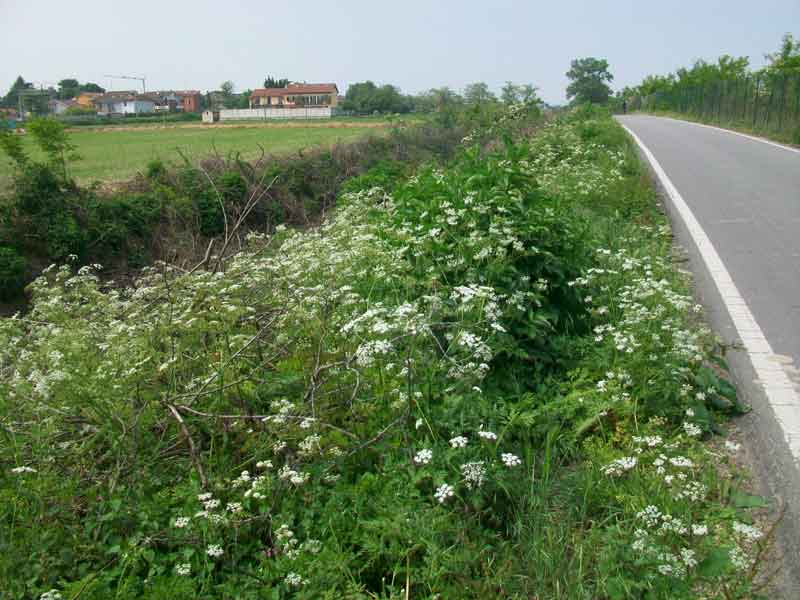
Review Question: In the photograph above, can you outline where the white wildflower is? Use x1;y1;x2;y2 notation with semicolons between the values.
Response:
285;572;308;588
733;521;763;541
206;544;224;558
434;483;455;504
460;461;486;490
601;456;637;477
414;449;433;465
501;453;522;467
172;517;190;528
449;436;468;448
683;422;702;437
10;466;37;474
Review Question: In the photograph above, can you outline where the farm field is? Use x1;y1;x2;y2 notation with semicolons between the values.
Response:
0;121;389;184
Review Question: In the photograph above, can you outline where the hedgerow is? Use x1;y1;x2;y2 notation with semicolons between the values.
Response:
0;118;464;300
0;106;768;599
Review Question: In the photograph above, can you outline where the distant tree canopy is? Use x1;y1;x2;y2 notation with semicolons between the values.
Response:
410;87;463;113
238;90;252;109
342;81;413;114
56;79;106;100
463;82;496;105
628;32;800;102
1;75;34;108
500;81;540;105
566;57;613;105
263;76;290;88
764;33;800;75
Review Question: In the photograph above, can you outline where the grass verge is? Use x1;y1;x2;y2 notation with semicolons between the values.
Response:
0;106;771;599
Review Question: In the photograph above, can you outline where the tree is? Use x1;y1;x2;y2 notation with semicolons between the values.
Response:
1;76;33;108
566;58;613;104
264;76;290;88
764;33;800;75
27;117;79;179
500;82;540;105
342;81;412;114
463;82;496;106
518;84;539;104
500;81;520;105
218;81;239;108
238;90;252;109
80;82;105;94
57;79;80;100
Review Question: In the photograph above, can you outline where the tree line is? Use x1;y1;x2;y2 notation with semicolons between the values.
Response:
619;33;800;102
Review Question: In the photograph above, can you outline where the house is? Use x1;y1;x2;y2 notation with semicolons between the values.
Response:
249;83;339;109
94;91;156;115
48;99;78;115
141;91;182;112
75;92;102;108
175;90;201;112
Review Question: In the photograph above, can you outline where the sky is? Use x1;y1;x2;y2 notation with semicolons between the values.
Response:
1;0;798;105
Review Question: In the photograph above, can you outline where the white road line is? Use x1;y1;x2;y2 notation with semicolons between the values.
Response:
648;115;800;155
622;124;800;463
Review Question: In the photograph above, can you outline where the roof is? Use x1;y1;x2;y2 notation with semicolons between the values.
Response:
251;83;338;98
174;90;201;97
94;92;155;104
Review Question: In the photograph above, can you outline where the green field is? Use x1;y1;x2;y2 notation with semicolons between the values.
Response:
0;122;387;184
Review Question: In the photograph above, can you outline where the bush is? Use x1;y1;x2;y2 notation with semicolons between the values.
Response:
0;246;26;299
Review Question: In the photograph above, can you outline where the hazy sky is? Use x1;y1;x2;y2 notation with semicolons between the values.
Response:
1;0;798;104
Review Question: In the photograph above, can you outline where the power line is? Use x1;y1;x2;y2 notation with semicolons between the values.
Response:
104;74;147;93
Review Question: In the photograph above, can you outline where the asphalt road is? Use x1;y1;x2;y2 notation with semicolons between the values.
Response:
618;115;800;595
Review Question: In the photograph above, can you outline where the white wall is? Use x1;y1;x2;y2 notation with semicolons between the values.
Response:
219;107;333;120
99;100;156;115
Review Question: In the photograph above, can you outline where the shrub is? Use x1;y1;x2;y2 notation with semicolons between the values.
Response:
0;246;26;299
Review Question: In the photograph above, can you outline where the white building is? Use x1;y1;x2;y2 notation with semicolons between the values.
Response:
94;92;156;115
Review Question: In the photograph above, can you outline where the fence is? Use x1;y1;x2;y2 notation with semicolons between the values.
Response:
218;107;338;121
630;73;800;143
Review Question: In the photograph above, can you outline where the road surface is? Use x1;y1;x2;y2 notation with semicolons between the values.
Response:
618;115;800;595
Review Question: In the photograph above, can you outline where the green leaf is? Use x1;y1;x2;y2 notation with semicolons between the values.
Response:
697;548;731;577
730;490;769;508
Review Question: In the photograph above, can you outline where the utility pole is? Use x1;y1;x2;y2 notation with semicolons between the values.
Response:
104;74;147;93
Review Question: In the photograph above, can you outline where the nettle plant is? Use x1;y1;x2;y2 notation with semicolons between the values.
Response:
1;111;768;599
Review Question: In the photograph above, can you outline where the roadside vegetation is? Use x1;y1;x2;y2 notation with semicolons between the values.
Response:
0;116;462;303
621;33;800;145
0;101;772;599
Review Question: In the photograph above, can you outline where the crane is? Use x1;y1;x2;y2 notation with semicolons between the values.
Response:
104;74;147;93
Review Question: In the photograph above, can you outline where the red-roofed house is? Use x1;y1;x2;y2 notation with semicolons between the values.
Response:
249;83;339;109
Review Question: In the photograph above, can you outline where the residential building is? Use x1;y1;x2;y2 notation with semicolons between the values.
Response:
94;92;156;115
249;83;339;109
48;99;78;114
175;90;201;112
141;91;181;112
75;92;102;108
